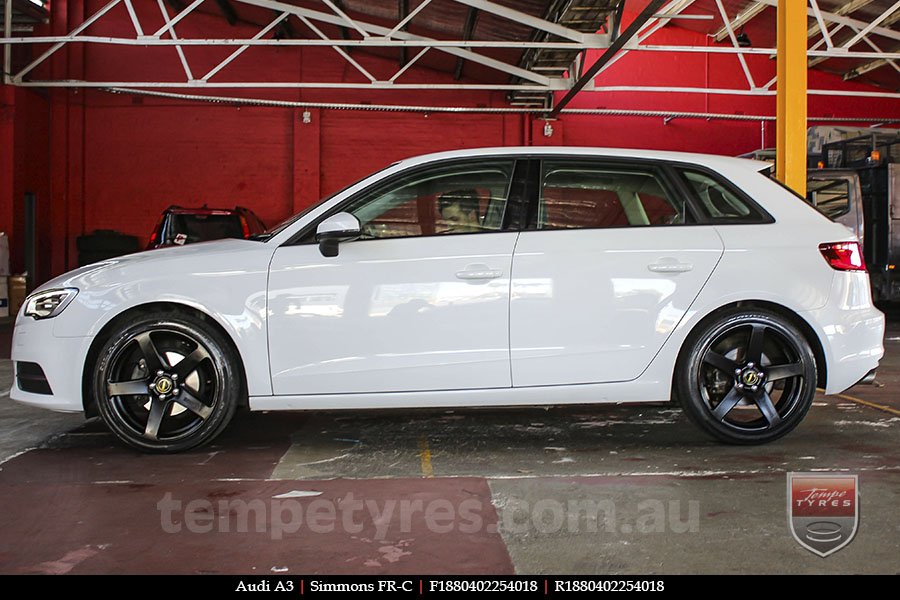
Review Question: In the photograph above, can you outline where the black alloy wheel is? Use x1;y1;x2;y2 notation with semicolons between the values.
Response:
676;308;817;444
93;310;240;453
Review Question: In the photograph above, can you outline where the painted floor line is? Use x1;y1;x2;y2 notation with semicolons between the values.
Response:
822;389;900;418
418;436;435;479
0;447;35;467
213;464;900;483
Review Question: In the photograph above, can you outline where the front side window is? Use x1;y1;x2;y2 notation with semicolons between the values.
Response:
343;160;515;240
679;169;767;222
807;178;851;220
535;162;689;230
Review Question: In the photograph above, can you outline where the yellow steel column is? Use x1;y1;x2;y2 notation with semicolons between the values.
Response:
776;0;808;196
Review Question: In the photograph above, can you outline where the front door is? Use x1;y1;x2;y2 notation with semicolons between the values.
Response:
268;158;521;395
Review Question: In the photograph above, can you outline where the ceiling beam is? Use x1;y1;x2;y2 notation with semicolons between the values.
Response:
807;0;874;38
12;0;51;22
237;0;553;85
590;0;698;79
809;5;900;67
842;26;900;80
844;58;889;79
214;0;238;26
549;0;667;117
452;0;587;43
713;2;765;42
398;0;407;65
841;0;900;48
755;0;900;43
454;6;478;80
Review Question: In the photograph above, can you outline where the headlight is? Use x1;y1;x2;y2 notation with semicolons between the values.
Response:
23;288;79;320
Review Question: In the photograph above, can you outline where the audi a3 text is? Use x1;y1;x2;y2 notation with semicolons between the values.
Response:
10;147;885;452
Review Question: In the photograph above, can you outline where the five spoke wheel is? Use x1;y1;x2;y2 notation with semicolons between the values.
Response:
105;330;214;441
94;311;239;452
677;309;816;444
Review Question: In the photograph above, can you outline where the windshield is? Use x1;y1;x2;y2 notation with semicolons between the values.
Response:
257;165;394;241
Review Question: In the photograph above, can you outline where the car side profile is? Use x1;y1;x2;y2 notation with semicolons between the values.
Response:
10;147;885;452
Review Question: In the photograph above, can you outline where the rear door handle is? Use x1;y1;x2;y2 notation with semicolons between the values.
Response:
648;259;694;273
456;264;503;280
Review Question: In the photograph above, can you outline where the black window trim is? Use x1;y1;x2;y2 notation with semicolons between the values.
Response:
282;153;776;245
670;163;776;226
283;156;529;246
522;156;702;231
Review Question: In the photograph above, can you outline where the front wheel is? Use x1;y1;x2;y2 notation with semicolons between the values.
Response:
675;308;817;445
92;310;240;453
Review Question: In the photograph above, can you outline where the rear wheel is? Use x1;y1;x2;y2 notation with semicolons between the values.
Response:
93;310;240;453
676;308;817;444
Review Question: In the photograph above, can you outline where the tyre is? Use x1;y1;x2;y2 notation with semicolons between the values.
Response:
675;308;817;445
92;310;240;453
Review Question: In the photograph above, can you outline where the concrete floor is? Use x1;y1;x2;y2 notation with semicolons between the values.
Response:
0;320;897;574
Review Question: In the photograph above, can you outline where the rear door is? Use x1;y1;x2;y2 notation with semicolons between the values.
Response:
509;158;724;386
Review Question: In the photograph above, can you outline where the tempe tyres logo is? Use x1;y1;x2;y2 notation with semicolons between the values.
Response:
787;473;859;557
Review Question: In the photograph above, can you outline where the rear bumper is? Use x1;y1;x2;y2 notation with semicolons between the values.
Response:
802;272;885;395
9;316;90;413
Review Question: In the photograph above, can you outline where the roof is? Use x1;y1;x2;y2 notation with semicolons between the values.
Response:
0;0;49;33
394;145;773;171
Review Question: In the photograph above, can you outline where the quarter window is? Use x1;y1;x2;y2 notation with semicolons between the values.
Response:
536;162;689;229
679;169;766;222
342;160;515;240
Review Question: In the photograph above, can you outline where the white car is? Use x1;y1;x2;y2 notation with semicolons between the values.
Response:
10;147;885;452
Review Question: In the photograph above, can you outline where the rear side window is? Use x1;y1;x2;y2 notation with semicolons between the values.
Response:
535;162;690;230
678;169;769;223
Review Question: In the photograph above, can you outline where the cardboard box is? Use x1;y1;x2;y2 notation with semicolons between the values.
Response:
0;277;7;318
0;232;8;277
8;275;26;318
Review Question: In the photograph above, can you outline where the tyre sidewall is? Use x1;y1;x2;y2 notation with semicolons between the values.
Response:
677;309;817;445
93;312;239;453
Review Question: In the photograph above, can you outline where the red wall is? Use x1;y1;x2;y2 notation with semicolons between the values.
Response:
3;1;899;283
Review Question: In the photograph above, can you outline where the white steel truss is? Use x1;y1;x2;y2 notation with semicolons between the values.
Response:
584;0;899;99
713;1;766;42
4;0;608;90
2;0;899;102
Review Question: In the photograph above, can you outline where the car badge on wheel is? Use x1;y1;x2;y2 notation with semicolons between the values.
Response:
155;377;173;395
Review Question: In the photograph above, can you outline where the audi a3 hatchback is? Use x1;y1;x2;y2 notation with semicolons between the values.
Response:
10;148;885;452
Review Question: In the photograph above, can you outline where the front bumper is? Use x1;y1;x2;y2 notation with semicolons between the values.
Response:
9;315;91;413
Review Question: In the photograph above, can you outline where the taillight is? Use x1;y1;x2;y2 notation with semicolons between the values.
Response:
239;215;250;239
819;242;866;272
148;214;165;248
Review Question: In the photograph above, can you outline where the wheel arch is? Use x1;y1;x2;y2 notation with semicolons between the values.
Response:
81;301;250;417
677;299;827;390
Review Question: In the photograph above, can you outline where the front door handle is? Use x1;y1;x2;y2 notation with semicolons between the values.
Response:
648;259;694;274
456;264;503;280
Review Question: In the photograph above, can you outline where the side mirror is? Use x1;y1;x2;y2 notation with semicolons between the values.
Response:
315;212;361;257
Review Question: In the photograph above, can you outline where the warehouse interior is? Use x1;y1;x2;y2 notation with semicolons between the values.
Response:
0;0;898;575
